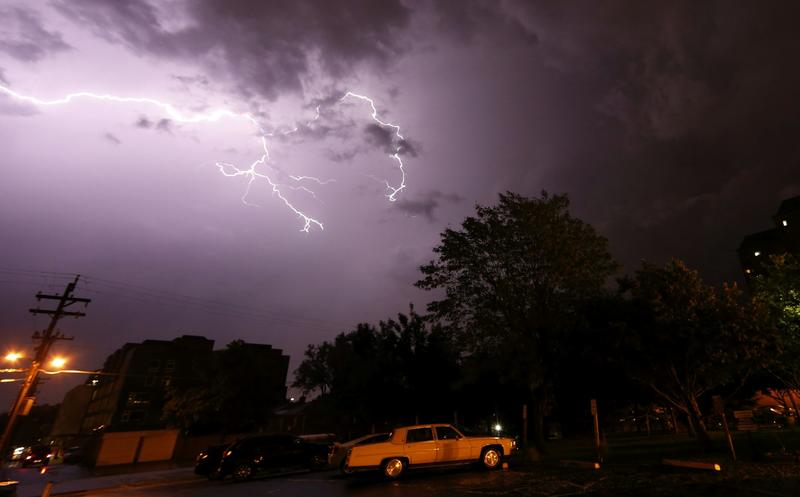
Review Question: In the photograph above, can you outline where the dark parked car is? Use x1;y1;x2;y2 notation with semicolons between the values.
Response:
62;446;85;464
214;435;330;481
21;445;51;468
194;444;229;477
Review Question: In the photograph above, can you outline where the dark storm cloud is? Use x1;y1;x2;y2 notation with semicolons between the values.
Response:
395;190;462;222
171;74;210;88
363;124;418;157
433;0;800;281
55;0;412;100
135;116;173;133
432;0;537;45
0;6;71;62
102;132;121;145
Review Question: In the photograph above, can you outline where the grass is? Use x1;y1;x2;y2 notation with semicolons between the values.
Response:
528;428;800;464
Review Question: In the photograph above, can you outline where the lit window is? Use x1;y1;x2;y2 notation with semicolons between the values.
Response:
754;251;761;257
745;269;752;274
783;220;789;227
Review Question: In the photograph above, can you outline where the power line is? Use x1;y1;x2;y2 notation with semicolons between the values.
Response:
0;268;354;333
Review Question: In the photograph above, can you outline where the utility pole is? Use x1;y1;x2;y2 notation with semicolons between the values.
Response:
0;275;90;467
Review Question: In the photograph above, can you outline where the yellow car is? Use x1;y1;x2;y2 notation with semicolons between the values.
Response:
343;423;516;479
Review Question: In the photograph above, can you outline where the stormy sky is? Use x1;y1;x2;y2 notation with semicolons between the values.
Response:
1;0;799;405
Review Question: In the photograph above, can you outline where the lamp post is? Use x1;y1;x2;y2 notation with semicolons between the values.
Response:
0;275;89;469
0;355;69;465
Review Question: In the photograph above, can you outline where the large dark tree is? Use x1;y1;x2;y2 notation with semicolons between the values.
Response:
617;260;777;446
416;191;617;450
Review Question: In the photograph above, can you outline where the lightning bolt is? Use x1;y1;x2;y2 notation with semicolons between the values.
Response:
341;92;407;201
0;85;408;232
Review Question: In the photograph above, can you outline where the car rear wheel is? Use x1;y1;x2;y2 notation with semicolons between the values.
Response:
233;463;254;481
382;458;406;479
309;453;327;470
339;459;353;475
482;448;501;470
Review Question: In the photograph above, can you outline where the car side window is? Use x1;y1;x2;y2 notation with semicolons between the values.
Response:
435;426;461;440
406;428;434;443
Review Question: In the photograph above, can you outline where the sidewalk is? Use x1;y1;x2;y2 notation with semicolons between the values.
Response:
3;463;199;497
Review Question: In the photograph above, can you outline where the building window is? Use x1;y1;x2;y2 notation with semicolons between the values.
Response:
120;411;131;422
127;392;150;406
164;360;176;373
783;220;789;227
148;359;160;372
754;251;761;257
145;375;156;387
129;411;145;422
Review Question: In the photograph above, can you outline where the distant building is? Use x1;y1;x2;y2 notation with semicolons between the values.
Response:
50;384;94;441
79;335;289;433
81;335;215;433
738;195;800;280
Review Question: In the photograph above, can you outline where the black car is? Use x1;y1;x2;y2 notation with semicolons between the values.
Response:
214;435;330;481
194;444;229;477
21;445;51;468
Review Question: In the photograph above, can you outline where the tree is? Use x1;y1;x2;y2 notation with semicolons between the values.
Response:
294;343;334;397
416;191;617;450
292;307;460;428
752;255;800;392
617;260;776;446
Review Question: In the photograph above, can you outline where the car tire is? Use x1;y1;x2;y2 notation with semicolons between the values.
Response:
233;463;254;481
207;467;222;480
481;447;502;470
309;453;327;470
339;459;353;475
382;458;406;480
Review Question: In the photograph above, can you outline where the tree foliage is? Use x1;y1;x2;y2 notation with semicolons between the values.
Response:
617;260;777;443
293;307;459;427
415;191;617;448
752;254;800;390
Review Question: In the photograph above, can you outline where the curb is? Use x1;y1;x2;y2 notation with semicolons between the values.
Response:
46;476;204;497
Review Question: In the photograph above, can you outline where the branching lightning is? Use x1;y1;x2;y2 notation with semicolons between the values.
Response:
342;92;407;201
0;84;408;232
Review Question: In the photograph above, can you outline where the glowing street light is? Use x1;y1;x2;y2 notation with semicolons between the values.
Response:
50;357;67;369
3;352;22;363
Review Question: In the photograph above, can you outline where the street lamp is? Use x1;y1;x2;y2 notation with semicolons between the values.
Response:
50;357;67;369
3;352;22;363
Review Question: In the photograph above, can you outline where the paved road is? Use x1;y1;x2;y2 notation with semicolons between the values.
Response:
55;467;523;497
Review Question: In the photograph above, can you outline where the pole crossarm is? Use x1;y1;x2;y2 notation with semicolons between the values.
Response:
29;309;87;317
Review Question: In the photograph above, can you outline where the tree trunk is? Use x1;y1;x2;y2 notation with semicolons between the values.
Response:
686;394;711;449
529;386;549;453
